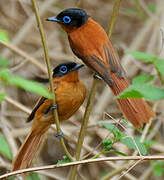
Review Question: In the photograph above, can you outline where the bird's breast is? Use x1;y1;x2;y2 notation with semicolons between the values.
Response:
68;18;109;62
56;80;86;121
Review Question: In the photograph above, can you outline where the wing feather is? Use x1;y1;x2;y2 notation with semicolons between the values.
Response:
27;84;58;122
27;97;47;122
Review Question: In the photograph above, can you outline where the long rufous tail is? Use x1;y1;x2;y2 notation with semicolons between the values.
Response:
110;73;156;127
12;127;49;171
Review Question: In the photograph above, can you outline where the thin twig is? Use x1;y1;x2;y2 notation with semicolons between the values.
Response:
100;5;161;179
1;101;18;157
1;156;164;179
117;159;143;180
52;125;137;180
4;95;31;114
102;102;158;180
139;166;153;180
108;0;122;37
31;0;73;161
138;0;154;17
133;0;147;20
1;0;56;58
0;40;47;74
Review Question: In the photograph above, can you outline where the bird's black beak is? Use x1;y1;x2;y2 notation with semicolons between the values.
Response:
46;17;60;23
71;64;84;71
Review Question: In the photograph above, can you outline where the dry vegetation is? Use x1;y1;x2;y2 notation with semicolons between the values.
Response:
0;0;164;180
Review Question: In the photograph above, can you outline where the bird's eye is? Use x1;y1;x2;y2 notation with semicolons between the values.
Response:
63;16;71;24
59;65;68;74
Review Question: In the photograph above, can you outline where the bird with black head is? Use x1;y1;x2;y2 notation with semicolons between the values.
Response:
47;8;155;128
12;62;86;171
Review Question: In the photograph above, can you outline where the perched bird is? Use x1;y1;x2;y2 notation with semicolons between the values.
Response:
12;62;86;171
47;8;155;127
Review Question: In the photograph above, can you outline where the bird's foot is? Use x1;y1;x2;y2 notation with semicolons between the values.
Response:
93;73;102;80
55;131;63;139
45;104;58;114
50;104;58;110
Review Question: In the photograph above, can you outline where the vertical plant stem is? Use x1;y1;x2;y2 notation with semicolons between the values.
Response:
69;78;98;180
155;66;164;85
108;0;122;38
31;0;73;161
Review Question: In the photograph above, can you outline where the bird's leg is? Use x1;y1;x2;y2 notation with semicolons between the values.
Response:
50;104;58;110
45;104;64;138
55;131;63;139
45;104;63;138
45;104;58;114
93;73;102;80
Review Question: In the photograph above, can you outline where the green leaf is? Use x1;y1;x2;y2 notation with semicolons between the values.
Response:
9;76;53;99
119;75;164;100
142;138;156;150
0;57;10;68
100;122;125;140
108;149;127;156
121;118;128;124
126;51;157;63
0;69;53;99
155;59;164;76
26;173;40;180
0;93;5;103
0;69;11;81
121;137;135;149
0;29;9;43
57;155;72;164
151;161;164;177
0;134;12;160
147;4;156;13
133;84;164;100
117;83;164;101
103;139;113;150
132;74;154;84
7;177;15;180
116;87;143;98
120;137;147;155
123;8;137;15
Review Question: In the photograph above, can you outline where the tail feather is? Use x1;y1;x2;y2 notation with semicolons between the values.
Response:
110;73;156;127
12;127;48;171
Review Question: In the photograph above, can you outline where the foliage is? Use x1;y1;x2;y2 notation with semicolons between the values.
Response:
98;122;156;156
0;69;53;99
117;51;164;100
0;30;53;100
0;134;12;160
151;161;164;177
26;173;40;180
147;4;156;13
57;155;72;164
0;29;9;43
0;57;10;67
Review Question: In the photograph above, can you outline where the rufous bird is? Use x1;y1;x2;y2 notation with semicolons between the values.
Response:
12;62;86;171
47;8;155;127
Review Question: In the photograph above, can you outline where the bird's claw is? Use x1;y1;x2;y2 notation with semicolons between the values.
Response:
45;104;58;114
55;131;63;139
50;104;58;110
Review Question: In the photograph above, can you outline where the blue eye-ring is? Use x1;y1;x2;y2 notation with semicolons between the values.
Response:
59;65;68;74
63;16;71;24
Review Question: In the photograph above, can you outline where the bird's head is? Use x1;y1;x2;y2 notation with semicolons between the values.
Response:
53;62;84;81
46;8;89;32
